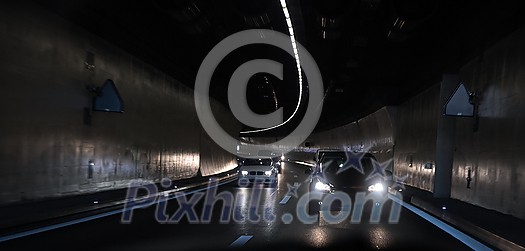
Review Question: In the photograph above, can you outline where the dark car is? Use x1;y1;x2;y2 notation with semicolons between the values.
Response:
305;152;392;215
313;149;345;163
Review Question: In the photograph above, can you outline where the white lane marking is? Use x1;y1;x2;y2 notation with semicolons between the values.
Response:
0;179;236;243
293;175;298;178
389;195;493;251
291;160;315;167
229;235;253;248
270;188;278;197
279;195;291;205
293;182;300;186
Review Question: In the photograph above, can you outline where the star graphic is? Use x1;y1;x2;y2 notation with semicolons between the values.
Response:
366;159;392;180
392;174;408;190
337;148;371;175
321;159;334;170
286;182;301;198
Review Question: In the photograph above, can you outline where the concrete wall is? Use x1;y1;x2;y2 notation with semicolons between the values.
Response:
392;85;440;192
0;1;240;204
295;87;440;193
305;107;395;164
390;25;525;219
289;24;525;219
452;25;525;219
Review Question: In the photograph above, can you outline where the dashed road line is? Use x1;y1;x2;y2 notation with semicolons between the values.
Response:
279;195;291;205
229;235;253;248
290;160;315;167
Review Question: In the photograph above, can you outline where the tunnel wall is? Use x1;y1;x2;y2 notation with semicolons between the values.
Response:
392;85;441;192
298;89;440;192
451;25;525;219
0;1;240;205
304;107;395;164
392;25;525;219
291;24;525;219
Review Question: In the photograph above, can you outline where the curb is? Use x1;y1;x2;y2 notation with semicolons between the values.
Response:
0;172;238;237
410;196;525;251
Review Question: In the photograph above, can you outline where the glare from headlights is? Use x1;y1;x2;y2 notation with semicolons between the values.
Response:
368;183;384;192
281;155;285;161
315;181;331;192
241;170;248;176
264;170;273;176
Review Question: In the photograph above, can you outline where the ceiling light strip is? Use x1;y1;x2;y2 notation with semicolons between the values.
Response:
240;0;303;134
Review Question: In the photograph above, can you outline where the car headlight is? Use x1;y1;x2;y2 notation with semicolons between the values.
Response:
281;155;285;161
368;183;384;192
264;170;273;176
315;181;331;192
241;170;248;176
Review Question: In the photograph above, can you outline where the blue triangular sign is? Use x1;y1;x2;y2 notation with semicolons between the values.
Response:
93;79;124;113
444;83;474;117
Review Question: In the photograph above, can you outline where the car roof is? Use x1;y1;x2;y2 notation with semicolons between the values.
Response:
316;149;345;153
317;150;346;158
242;158;273;163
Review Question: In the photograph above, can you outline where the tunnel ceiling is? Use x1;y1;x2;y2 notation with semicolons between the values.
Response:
37;0;525;137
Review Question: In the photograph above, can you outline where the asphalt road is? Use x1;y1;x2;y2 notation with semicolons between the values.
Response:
0;162;478;251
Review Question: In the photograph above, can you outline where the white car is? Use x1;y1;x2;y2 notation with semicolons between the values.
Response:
238;158;278;186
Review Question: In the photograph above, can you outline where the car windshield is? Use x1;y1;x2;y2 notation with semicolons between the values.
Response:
319;151;347;162
243;158;272;166
320;156;374;186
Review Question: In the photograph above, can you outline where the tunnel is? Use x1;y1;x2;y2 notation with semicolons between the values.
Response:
1;0;525;250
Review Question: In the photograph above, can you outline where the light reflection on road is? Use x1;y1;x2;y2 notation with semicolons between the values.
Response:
306;226;329;248
369;226;392;249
